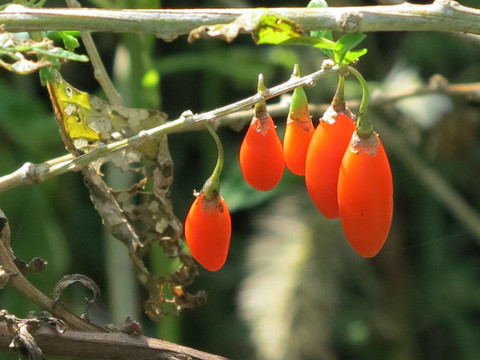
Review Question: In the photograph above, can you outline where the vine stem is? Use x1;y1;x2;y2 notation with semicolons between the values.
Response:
66;0;122;106
1;74;480;195
348;65;373;137
2;2;480;38
201;122;224;200
331;73;346;113
0;64;339;194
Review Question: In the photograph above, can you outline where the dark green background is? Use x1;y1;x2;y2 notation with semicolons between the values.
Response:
1;0;480;359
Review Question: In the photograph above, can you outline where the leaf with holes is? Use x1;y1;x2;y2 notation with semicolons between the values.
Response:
46;72;201;320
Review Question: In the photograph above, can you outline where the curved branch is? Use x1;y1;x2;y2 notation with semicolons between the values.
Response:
1;1;480;40
0;323;228;360
2;73;480;194
0;64;339;193
0;225;102;332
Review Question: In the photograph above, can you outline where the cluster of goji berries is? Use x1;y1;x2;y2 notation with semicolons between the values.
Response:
184;69;393;272
240;71;393;259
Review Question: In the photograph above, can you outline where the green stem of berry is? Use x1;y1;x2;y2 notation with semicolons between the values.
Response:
201;122;224;201
331;73;346;113
254;73;269;120
348;66;373;137
289;64;309;117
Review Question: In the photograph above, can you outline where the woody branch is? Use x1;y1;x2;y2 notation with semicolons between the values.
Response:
1;1;480;40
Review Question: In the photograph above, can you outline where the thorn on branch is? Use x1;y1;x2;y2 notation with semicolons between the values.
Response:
105;316;143;335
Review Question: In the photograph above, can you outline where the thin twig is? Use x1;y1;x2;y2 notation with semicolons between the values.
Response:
65;0;122;105
1;2;480;40
0;64;340;193
0;223;102;332
2;74;480;194
222;95;480;247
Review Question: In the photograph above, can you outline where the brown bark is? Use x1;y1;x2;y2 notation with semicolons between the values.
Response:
0;323;229;360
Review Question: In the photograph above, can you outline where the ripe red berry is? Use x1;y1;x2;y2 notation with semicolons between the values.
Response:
184;192;231;271
239;111;284;191
283;86;314;176
305;110;355;219
337;132;393;257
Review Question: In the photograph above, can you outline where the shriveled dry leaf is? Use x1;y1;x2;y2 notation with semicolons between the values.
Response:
46;72;200;320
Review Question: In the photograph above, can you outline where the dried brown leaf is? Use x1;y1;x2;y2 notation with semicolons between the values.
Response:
47;73;201;320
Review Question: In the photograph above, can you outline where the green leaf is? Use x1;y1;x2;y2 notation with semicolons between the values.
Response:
35;46;89;62
307;0;332;40
189;9;306;46
268;34;336;51
343;48;368;64
188;8;339;59
334;32;367;65
58;31;80;52
309;37;337;51
335;32;367;53
255;11;303;45
39;62;59;86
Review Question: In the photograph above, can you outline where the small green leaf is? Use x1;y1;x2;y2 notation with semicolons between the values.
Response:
39;62;59;86
307;0;332;40
343;48;368;64
255;12;303;45
334;32;367;65
309;37;337;51
35;46;89;62
262;33;336;50
58;31;80;52
335;33;367;53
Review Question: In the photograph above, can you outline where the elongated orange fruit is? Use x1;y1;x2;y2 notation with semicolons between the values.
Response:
337;132;393;257
305;111;355;219
239;112;284;191
184;193;231;271
283;86;314;176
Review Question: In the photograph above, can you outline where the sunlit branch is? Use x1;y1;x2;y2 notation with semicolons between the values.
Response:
0;64;340;193
1;1;480;40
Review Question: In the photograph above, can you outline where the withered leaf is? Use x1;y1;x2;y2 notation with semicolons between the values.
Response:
46;72;200;320
0;33;88;76
188;9;303;44
0;208;11;250
9;323;45;360
0;266;16;289
52;274;100;319
52;273;100;304
14;257;47;274
0;208;46;277
1;310;44;360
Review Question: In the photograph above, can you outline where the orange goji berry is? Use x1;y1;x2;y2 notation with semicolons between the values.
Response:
184;192;231;271
283;85;314;176
239;105;284;191
337;132;393;257
305;109;356;219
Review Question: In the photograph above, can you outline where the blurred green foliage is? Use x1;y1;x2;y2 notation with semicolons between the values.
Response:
1;0;480;360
